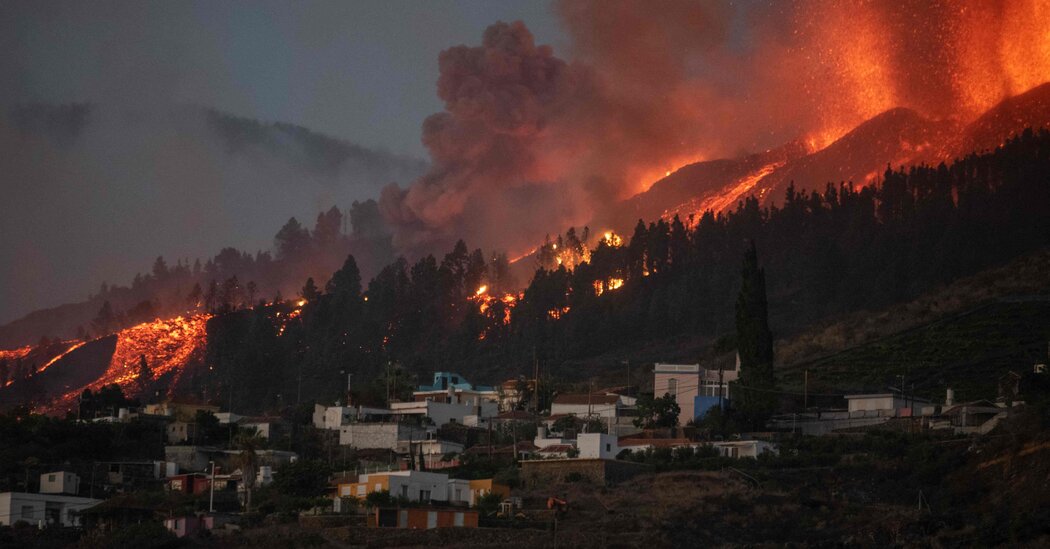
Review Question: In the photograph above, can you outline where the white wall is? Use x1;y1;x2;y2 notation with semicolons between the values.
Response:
549;402;619;419
39;472;79;495
381;471;450;503
577;433;620;459
0;493;100;527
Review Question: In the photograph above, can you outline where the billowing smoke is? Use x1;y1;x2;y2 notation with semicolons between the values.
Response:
381;0;1050;257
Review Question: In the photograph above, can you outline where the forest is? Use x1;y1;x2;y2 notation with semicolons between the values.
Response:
191;129;1050;413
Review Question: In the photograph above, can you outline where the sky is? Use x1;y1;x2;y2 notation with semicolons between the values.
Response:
0;0;564;324
0;0;564;158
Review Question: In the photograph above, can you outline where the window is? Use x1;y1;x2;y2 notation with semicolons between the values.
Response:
420;489;432;502
605;443;611;452
48;474;56;482
667;378;678;397
454;488;462;501
400;485;409;499
21;506;33;521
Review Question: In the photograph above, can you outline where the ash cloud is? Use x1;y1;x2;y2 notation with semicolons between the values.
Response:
381;1;1050;258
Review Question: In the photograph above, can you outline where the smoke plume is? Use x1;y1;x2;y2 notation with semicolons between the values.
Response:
380;0;1050;257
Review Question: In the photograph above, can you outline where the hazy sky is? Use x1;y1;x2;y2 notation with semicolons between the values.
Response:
0;0;564;157
0;1;565;323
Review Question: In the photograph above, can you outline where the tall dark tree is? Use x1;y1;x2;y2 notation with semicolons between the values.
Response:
137;354;153;386
301;277;321;301
734;240;776;424
326;255;362;299
92;301;116;336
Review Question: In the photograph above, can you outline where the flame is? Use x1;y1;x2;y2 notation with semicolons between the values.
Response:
602;231;623;247
593;277;625;296
476;285;488;296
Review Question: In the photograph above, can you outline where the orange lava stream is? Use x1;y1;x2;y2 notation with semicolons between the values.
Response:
54;315;211;409
693;162;784;217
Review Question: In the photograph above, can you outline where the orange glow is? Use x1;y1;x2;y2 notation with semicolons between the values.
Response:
547;306;571;320
602;231;623;247
51;315;211;410
593;277;625;296
36;341;86;375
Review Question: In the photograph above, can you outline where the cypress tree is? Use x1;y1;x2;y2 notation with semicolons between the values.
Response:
734;240;776;424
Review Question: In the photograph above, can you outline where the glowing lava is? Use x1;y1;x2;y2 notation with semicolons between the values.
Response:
54;315;211;409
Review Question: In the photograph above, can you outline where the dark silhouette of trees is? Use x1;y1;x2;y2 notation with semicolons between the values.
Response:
734;241;776;424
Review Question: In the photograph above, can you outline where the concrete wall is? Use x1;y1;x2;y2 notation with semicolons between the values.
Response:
654;364;700;421
577;433;620;460
39;472;79;495
520;459;648;487
339;423;426;449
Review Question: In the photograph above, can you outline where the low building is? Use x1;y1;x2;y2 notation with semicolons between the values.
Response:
336;471;508;506
0;492;101;527
143;399;219;422
337;470;450;502
577;433;621;460
164;515;208;538
389;400;498;428
339;422;427;450
711;440;778;459
167;473;211;495
844;393;932;416
166;420;197;444
550;394;623;419
312;404;355;430
654;358;739;422
369;507;479;529
238;416;287;440
39;472;80;495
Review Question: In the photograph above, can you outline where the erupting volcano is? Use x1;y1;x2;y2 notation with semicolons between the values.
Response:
3;0;1050;416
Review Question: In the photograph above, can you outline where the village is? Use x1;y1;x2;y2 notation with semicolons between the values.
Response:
3;345;1046;546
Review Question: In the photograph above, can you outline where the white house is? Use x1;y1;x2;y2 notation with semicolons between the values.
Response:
39;472;80;495
0;474;100;527
389;400;498;427
338;470;450;503
844;394;932;416
313;404;355;430
577;433;620;460
711;440;778;459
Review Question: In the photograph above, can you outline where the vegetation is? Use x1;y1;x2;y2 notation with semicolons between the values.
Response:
196;129;1050;414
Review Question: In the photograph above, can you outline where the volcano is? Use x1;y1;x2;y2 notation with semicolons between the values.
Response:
608;82;1050;230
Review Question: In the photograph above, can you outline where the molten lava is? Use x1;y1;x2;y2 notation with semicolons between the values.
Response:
54;315;211;408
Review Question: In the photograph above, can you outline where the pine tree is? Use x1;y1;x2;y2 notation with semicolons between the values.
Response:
138;354;153;385
734;240;776;425
300;277;320;301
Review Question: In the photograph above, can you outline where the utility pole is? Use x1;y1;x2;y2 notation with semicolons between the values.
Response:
804;369;808;411
209;460;216;512
588;380;593;419
532;347;539;414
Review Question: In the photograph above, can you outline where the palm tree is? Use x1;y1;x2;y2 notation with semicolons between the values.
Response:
234;430;264;512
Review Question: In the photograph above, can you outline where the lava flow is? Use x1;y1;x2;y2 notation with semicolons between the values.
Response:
53;314;211;409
